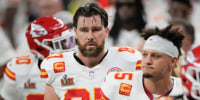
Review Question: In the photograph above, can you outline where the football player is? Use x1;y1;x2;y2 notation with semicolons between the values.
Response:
0;16;76;100
157;57;200;100
40;3;142;100
101;25;185;100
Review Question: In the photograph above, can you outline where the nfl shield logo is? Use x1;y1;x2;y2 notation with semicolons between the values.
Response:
89;71;94;77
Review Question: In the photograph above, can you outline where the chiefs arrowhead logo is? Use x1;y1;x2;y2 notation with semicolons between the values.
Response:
30;24;48;37
33;29;45;35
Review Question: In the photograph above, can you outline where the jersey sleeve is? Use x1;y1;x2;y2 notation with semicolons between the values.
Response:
133;49;142;70
101;71;135;100
1;59;22;100
115;47;142;71
3;63;16;84
40;53;65;85
40;58;54;85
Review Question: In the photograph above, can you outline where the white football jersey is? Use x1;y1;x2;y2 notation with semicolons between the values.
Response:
40;47;142;100
101;71;183;100
1;54;45;100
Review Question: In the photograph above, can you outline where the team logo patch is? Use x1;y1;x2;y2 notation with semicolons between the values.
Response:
40;69;48;78
61;74;74;86
24;79;36;89
54;62;65;73
119;83;132;96
30;24;48;37
107;67;122;75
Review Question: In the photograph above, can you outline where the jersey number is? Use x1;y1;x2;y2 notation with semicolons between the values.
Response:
16;56;31;64
118;47;135;54
114;72;133;80
64;88;101;100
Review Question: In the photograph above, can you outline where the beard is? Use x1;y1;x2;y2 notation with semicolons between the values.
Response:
142;66;153;78
77;39;104;57
143;73;152;78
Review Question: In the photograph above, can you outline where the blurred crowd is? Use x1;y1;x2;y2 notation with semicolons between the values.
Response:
0;0;200;56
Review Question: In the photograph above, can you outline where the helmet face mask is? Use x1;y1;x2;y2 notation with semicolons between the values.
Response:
181;58;200;99
26;17;76;59
41;29;76;54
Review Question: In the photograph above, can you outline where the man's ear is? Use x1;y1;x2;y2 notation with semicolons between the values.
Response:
170;57;178;68
105;28;109;38
74;28;77;36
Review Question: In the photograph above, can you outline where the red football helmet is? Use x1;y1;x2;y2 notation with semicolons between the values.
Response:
181;57;200;99
183;46;200;65
26;16;76;59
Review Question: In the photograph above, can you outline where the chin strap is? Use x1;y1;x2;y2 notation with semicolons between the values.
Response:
34;39;53;52
33;39;55;55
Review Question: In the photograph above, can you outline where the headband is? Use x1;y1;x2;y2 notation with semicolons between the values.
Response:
143;35;179;57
